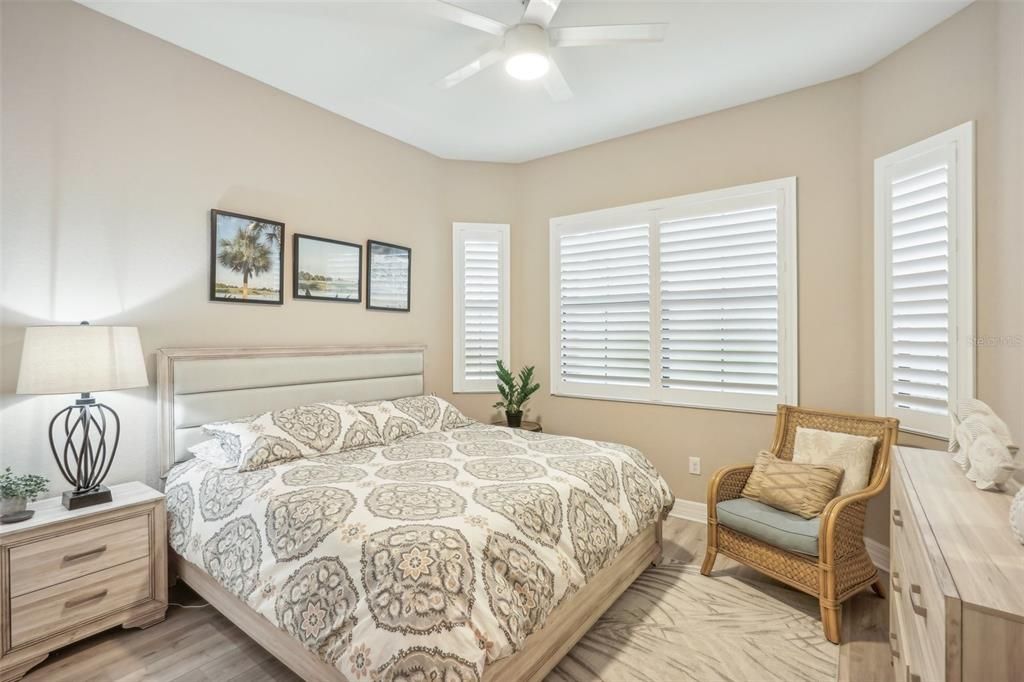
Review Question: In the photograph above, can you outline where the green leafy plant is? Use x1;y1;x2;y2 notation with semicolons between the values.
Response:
0;467;49;501
493;360;540;417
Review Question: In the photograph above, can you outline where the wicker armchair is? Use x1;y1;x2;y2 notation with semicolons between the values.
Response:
700;405;898;643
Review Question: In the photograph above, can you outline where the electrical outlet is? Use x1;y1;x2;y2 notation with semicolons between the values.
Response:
688;457;701;475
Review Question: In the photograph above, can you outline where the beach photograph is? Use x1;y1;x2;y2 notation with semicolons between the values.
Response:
210;209;284;304
294;234;362;302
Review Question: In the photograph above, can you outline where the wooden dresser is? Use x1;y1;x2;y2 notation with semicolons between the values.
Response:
0;482;168;682
890;446;1024;682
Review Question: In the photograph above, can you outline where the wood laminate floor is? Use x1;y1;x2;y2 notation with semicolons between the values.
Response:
23;518;892;682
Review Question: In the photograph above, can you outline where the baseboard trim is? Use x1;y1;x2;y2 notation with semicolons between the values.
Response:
865;538;890;573
668;499;891;572
668;499;707;523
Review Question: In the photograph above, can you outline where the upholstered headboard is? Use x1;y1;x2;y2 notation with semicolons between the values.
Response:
156;345;426;477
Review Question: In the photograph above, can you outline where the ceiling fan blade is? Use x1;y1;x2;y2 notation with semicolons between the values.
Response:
436;48;505;89
427;1;508;36
521;0;562;29
543;59;573;102
550;24;668;48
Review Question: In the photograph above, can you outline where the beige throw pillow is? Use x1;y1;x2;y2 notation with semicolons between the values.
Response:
757;458;844;518
741;450;777;501
792;427;877;496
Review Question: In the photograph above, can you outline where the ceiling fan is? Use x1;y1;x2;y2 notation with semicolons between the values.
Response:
430;0;668;101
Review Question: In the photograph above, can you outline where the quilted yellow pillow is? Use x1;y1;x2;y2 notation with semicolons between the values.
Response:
740;450;777;501
757;458;844;519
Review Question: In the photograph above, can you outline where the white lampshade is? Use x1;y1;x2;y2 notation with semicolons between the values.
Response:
16;325;149;395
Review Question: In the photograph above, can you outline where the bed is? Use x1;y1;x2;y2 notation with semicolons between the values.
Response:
157;345;673;682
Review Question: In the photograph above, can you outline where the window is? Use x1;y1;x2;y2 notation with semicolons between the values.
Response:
874;122;974;437
453;223;510;393
550;178;798;413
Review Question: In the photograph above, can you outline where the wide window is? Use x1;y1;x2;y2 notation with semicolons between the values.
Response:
874;122;974;437
550;178;798;413
453;222;510;393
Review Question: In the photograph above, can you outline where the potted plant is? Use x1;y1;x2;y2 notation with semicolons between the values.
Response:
0;467;49;523
493;360;540;428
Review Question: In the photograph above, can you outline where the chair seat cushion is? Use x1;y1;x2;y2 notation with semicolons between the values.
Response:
716;498;820;556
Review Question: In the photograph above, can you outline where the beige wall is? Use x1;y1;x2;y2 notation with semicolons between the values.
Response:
0;0;513;486
514;74;866;521
2;1;1020;547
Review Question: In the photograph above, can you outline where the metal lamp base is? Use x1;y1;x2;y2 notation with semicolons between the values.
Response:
50;390;122;511
62;485;113;510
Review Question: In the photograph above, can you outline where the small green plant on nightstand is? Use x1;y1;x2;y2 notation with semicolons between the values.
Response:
0;467;49;516
493;360;540;428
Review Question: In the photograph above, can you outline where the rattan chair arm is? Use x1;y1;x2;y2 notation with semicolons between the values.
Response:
706;465;754;522
817;483;884;560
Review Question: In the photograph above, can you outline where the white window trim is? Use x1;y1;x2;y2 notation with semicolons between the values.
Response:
453;222;510;393
873;122;975;438
549;177;798;414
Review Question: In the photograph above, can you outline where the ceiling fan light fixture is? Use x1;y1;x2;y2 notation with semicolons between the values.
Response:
505;52;549;80
502;23;550;81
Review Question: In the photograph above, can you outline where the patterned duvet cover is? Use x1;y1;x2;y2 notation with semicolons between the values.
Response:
165;423;674;681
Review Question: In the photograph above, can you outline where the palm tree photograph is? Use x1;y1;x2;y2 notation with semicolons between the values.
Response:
209;209;284;304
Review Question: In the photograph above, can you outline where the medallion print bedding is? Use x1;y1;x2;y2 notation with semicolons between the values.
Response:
166;423;674;681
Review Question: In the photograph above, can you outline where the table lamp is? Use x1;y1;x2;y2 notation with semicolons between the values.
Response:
16;322;148;509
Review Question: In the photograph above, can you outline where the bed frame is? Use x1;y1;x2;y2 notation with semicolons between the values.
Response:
157;345;663;682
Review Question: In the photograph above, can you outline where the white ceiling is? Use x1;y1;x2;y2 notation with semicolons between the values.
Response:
79;1;971;163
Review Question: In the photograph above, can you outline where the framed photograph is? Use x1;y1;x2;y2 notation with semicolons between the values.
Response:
366;239;411;311
293;234;362;303
210;209;284;305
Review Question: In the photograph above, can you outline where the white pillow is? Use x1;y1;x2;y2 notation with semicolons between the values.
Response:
792;427;877;497
355;396;473;444
203;401;383;471
187;439;238;469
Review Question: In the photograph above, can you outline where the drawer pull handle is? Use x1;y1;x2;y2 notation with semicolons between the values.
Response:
892;509;903;527
65;589;108;609
891;571;902;593
910;674;922;682
63;545;108;563
889;632;900;659
910;584;927;617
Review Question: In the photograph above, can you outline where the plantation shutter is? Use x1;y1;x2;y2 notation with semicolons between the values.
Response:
659;204;781;402
453;224;509;392
557;224;651;389
888;162;951;416
874;122;974;438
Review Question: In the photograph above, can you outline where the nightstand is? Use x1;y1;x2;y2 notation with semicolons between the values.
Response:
0;482;167;682
492;420;543;432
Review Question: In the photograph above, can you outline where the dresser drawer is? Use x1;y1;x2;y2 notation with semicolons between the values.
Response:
892;545;939;681
9;514;150;597
897;545;947;681
9;556;152;648
892;465;953;681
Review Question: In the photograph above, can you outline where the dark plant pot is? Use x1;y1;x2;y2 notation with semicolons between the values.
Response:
506;412;523;428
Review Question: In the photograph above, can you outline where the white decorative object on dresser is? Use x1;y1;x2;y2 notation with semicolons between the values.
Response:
0;482;168;682
1011;487;1024;545
890;446;1024;682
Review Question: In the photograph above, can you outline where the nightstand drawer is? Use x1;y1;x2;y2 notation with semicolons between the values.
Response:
9;556;151;648
9;514;150;597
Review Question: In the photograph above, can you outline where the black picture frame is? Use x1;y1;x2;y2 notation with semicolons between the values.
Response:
209;209;285;305
366;239;412;312
292;233;363;303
